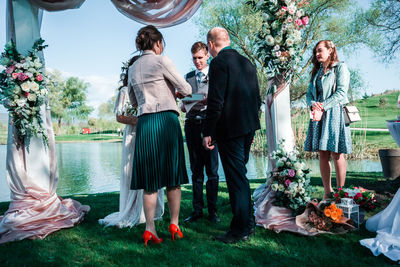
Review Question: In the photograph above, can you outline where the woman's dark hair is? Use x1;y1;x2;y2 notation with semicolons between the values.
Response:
120;55;140;89
135;25;164;51
310;40;339;82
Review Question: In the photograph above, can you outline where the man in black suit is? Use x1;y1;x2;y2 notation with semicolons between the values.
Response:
203;27;261;243
182;42;220;224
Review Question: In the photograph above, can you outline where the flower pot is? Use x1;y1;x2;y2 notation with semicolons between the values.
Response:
378;149;400;179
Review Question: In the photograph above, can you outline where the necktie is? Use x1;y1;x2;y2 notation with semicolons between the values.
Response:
196;72;204;84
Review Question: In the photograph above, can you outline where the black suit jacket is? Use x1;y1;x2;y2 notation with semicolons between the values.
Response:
203;48;261;140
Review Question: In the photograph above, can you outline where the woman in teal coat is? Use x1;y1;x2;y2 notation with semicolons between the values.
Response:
304;40;352;200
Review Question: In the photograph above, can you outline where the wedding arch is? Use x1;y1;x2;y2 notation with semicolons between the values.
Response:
0;0;203;244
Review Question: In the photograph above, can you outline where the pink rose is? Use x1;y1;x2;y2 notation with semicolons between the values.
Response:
6;65;16;74
296;19;303;26
36;74;43;81
302;16;309;25
23;91;29;98
287;17;293;23
285;179;292;187
18;72;28;81
288;169;295;177
282;6;287;11
12;73;19;79
355;192;362;198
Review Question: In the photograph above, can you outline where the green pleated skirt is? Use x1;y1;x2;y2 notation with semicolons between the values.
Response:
131;111;188;191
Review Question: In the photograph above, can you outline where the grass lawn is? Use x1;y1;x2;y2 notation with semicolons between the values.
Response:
351;91;399;129
0;173;396;266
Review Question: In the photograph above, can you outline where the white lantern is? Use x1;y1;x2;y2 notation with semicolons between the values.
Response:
337;198;360;227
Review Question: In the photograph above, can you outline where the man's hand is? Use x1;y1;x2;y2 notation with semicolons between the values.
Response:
202;136;215;151
176;92;185;99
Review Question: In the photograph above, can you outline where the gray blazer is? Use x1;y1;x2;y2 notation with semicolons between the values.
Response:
128;50;192;116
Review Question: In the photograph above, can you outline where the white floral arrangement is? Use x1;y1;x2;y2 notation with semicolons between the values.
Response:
248;0;309;79
122;103;137;116
269;141;314;214
0;39;49;145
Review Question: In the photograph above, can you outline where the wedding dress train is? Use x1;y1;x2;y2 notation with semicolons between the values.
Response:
98;87;164;228
360;188;400;263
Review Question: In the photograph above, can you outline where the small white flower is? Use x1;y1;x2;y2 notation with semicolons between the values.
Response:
27;93;37;102
286;38;294;47
21;82;31;92
278;184;285;192
16;99;27;107
266;35;275;46
30;81;39;91
275;36;282;44
262;13;269;21
15;63;23;68
271;183;279;191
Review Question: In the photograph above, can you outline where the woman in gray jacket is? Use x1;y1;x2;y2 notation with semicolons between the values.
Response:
128;25;192;246
304;40;351;200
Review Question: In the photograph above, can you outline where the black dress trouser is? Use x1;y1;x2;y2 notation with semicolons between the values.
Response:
185;118;219;215
217;131;255;236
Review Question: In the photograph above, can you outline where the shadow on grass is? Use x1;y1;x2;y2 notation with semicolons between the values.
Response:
0;177;396;266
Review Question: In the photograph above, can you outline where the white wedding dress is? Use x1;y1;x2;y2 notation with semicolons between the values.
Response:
360;188;400;263
98;87;164;228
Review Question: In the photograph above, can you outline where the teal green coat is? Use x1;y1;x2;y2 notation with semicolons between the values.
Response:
306;62;350;111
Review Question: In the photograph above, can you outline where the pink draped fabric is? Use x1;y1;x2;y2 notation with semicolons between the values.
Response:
28;0;86;11
111;0;203;28
253;182;316;236
0;0;89;244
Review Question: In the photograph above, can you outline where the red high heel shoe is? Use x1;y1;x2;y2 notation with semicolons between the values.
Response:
169;224;183;241
143;230;163;247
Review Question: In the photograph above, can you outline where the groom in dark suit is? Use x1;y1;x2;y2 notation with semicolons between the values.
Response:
203;27;261;243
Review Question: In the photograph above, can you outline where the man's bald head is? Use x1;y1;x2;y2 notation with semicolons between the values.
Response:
207;27;231;48
206;27;231;57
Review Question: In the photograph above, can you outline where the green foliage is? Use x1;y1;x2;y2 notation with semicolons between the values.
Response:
47;70;94;128
358;0;400;61
0;175;395;266
195;0;375;100
98;95;117;118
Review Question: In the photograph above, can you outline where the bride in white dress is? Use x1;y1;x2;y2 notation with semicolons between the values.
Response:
99;56;164;228
360;188;400;263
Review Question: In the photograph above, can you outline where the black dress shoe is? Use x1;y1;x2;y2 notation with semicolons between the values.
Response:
184;212;203;223
215;232;250;244
207;213;221;223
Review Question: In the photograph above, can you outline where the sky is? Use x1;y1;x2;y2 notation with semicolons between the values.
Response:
0;0;399;117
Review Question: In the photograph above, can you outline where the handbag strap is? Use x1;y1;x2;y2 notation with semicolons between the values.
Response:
331;65;338;95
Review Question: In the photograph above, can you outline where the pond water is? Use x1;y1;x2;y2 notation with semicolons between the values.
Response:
0;142;383;202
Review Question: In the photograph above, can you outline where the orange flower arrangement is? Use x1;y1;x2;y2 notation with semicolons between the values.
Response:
323;203;343;223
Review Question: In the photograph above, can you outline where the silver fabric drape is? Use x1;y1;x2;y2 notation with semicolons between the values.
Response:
110;0;203;28
28;0;86;11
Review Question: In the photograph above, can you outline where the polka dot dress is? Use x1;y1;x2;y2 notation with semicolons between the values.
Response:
304;68;352;154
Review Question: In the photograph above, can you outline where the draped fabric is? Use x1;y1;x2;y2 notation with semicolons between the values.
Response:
98;87;164;228
253;182;316;236
110;0;203;28
360;189;400;263
26;0;203;28
0;0;89;244
28;0;86;11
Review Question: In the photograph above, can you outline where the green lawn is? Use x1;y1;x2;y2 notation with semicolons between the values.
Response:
0;173;396;266
351;91;399;129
